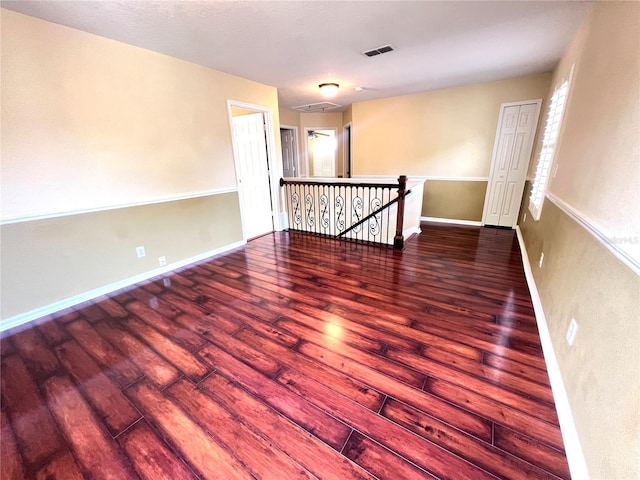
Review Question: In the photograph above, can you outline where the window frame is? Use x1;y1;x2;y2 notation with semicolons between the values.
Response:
528;68;573;220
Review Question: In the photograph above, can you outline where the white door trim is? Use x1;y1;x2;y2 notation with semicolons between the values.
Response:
227;100;284;234
280;124;300;178
482;99;542;227
343;122;352;178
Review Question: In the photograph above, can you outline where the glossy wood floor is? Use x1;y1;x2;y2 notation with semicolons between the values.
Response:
0;223;570;480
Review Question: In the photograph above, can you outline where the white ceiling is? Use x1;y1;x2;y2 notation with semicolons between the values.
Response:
1;1;593;111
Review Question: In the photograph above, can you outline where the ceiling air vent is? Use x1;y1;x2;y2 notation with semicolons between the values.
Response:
362;44;395;57
292;102;342;113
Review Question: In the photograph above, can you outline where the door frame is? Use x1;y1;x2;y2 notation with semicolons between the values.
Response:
304;127;338;178
226;100;284;236
481;99;542;227
279;124;299;178
343;122;352;178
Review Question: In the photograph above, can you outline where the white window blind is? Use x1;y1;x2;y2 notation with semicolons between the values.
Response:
529;79;569;220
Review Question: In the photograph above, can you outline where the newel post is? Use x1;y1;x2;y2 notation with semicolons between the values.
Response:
393;175;408;250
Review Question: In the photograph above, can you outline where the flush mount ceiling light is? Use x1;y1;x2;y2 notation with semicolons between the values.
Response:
319;83;339;98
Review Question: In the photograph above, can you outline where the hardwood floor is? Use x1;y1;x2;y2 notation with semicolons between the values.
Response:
0;223;570;479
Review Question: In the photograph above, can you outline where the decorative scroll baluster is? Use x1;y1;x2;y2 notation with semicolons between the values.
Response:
279;176;410;249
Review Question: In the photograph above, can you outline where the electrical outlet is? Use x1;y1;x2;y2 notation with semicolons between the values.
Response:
163;278;171;287
158;256;167;266
566;318;578;345
538;252;545;268
136;246;146;258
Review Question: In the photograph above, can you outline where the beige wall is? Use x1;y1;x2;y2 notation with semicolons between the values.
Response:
520;3;639;478
343;105;353;127
351;73;550;178
1;194;243;320
545;3;639;265
1;9;280;324
422;181;487;222
1;9;280;221
279;108;301;128
351;73;551;219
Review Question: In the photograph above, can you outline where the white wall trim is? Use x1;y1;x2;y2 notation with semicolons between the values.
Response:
515;226;589;480
546;193;640;276
0;188;238;226
421;216;483;227
0;240;247;333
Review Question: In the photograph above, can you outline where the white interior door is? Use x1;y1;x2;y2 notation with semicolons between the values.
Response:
483;101;541;227
232;112;274;239
280;128;297;177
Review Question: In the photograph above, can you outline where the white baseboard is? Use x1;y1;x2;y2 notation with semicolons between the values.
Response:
421;216;483;227
0;240;247;333
515;226;589;479
403;226;422;238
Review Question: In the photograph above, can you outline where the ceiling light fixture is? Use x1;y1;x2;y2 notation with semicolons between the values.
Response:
319;83;339;98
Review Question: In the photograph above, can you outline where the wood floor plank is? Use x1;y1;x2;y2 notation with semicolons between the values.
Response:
43;375;137;480
54;340;141;436
419;346;554;402
127;288;182;319
52;308;82;324
79;304;110;324
35;318;72;345
276;368;497;480
93;321;180;388
235;327;385;411
93;296;129;319
118;420;198;480
296;340;492;441
0;355;64;467
168;378;315;479
381;398;559;480
342;431;437;480
121;316;210;382
200;325;282;378
280;318;425;387
424;377;565;451
125;300;206;351
158;291;244;335
190;280;279;323
200;372;376;480
275;316;386;355
125;380;254;480
326;304;483;360
11;327;61;382
198;343;352;450
1;410;26;480
289;301;423;353
0;335;16;358
387;347;558;420
494;424;571;479
483;352;551;386
34;451;84;480
65;319;142;387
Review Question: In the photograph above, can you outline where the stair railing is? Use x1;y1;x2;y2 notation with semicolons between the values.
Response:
279;175;410;250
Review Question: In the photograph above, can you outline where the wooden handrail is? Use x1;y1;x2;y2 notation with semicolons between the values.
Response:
280;178;399;190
